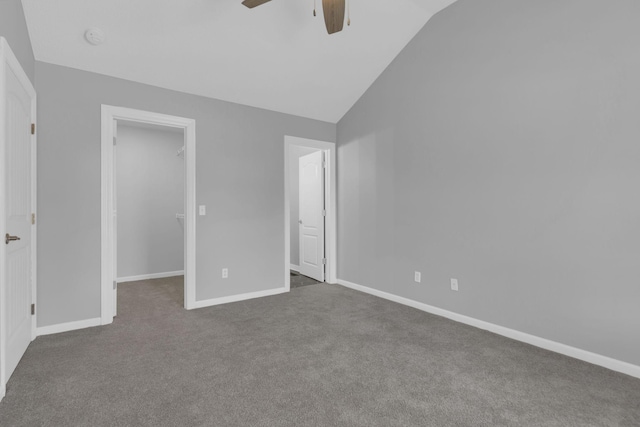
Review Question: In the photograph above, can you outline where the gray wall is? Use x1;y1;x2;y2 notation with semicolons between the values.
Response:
117;124;184;278
0;0;34;83
36;61;335;327
289;145;318;268
337;0;640;366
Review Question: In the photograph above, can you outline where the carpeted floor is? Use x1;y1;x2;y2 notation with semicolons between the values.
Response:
1;277;639;426
290;270;321;289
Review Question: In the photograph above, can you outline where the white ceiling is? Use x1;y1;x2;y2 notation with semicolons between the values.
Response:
22;0;457;123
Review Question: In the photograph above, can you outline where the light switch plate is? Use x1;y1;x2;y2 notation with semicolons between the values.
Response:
451;278;459;291
199;205;206;216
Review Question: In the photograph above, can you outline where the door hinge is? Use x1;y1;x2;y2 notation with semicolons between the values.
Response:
322;258;327;265
113;281;117;290
113;136;117;146
31;303;35;315
322;209;326;217
31;123;35;135
31;213;36;225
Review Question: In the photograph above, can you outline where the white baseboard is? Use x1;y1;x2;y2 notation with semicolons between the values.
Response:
117;270;184;283
36;317;102;337
191;287;288;309
336;279;640;379
290;264;300;272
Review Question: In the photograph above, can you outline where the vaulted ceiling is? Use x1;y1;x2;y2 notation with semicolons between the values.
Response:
22;0;457;123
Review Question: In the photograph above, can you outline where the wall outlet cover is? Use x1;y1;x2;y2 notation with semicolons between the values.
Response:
414;271;421;283
451;278;459;291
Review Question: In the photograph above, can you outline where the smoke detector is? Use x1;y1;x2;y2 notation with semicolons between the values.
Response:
84;28;105;46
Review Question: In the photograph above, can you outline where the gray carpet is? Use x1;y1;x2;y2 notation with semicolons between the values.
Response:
290;270;321;289
1;277;639;426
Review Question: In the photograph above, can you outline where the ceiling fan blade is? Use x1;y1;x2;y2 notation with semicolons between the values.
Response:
242;0;272;8
322;0;345;34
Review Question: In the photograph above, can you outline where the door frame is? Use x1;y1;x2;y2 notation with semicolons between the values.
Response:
100;105;196;325
0;37;37;401
284;136;336;289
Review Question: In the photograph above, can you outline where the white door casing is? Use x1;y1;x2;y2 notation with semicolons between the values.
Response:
101;105;197;325
112;119;118;316
298;151;325;282
0;37;37;400
284;136;336;291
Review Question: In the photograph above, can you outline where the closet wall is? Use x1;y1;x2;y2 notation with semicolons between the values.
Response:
117;123;184;279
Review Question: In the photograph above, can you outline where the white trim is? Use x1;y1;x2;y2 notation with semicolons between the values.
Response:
191;287;287;309
290;264;300;272
336;278;640;380
0;37;37;402
117;270;185;283
101;105;197;326
284;136;337;292
183;120;197;310
36;317;102;337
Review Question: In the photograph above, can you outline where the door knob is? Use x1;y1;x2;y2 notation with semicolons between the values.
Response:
5;233;21;245
299;220;302;224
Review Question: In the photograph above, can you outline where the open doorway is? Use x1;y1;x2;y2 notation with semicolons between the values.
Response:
114;121;185;312
284;136;337;291
101;106;196;326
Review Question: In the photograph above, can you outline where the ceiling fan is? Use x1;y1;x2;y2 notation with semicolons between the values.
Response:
242;0;349;35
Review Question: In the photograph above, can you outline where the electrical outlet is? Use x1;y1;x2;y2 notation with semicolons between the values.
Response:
414;271;421;283
451;278;459;291
222;268;228;279
199;205;206;216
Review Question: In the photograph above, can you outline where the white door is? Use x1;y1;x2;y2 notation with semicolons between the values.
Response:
1;38;35;388
298;151;325;282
